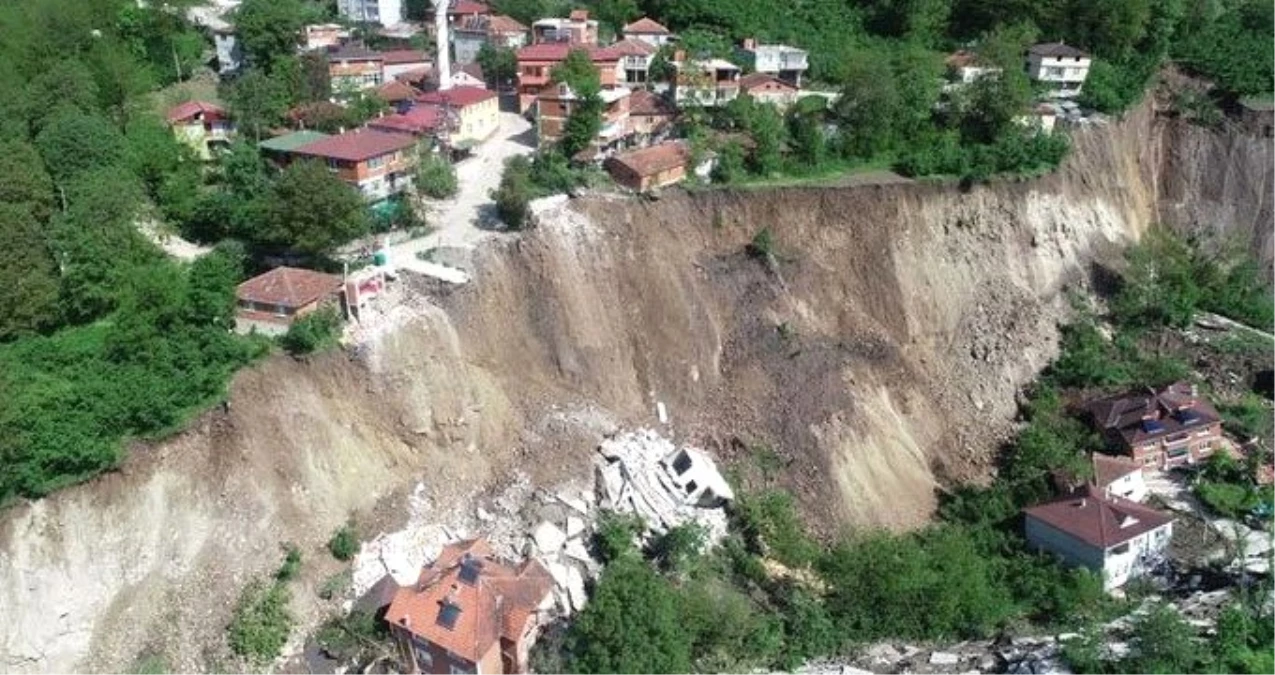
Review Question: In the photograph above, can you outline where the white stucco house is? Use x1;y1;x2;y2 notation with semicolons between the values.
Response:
1093;453;1148;503
1025;42;1091;98
1024;485;1173;591
735;38;808;86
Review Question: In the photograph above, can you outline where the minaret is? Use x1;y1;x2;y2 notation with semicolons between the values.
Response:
435;0;452;90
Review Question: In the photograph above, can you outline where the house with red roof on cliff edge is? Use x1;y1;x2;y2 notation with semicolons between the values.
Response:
234;266;344;335
385;538;554;674
166;101;233;160
288;128;420;202
1023;484;1174;591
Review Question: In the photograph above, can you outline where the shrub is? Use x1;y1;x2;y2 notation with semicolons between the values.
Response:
318;569;352;600
732;489;819;568
280;306;341;354
228;581;294;663
416;152;458;199
747;227;775;259
275;544;302;582
328;524;358;561
594;511;644;563
491;155;532;229
315;609;385;663
647;522;706;575
711;141;746;184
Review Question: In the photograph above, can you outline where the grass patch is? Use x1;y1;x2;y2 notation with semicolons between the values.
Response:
228;580;294;664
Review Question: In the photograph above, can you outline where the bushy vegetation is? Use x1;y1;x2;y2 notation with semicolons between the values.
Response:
416;152;459;199
327;523;359;561
1193;452;1273;520
280;307;342;355
228;580;294;664
1173;0;1274;100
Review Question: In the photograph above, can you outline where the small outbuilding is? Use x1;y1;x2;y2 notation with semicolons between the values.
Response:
234;266;344;335
604;140;692;192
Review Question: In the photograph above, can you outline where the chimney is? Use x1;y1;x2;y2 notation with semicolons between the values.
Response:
743;37;756;50
435;0;452;91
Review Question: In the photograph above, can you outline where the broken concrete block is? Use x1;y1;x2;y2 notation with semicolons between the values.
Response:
929;652;960;666
476;507;494;522
558;491;590;514
565;516;585;539
532;521;567;554
546;561;569;589
564;539;591;564
566;566;588;612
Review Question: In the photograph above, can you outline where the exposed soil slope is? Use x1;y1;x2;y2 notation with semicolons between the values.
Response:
0;102;1269;673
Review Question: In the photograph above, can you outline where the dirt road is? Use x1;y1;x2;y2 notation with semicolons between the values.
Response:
392;111;535;276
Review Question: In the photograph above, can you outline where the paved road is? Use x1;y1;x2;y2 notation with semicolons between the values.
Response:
390;111;535;278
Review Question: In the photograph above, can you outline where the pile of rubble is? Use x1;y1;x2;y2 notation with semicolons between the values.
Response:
525;492;598;616
595;429;735;544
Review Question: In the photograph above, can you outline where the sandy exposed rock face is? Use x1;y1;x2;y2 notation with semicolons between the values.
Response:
1;101;1270;673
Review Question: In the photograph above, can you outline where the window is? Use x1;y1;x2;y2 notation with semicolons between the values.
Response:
368;155;385;169
1045;66;1064;78
450;662;473;674
1111;543;1130;555
415;644;433;669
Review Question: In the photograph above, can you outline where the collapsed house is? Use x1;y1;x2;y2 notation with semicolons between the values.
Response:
595;429;735;543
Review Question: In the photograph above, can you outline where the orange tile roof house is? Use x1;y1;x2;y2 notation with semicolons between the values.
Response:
1085;382;1226;470
738;72;801;109
610;37;657;86
626;89;678;139
622;16;673;46
234;266;344;335
605;140;693;192
290;128;420;202
386;539;554;674
515;43;621;112
1023;484;1174;590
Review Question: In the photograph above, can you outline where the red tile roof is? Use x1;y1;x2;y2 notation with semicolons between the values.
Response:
448;0;489;16
739;72;798;92
628;89;677;117
609;37;656;57
368;105;450;135
329;44;383;61
376;79;419;103
945;49;983;68
487;14;527;34
1030;42;1089;58
1093;453;1142;489
1086;382;1222;448
166;100;226;124
623;17;670;35
384;539;553;666
416;85;497;108
516;43;620;63
293;128;418;162
236;266;343;309
1024;484;1173;549
608;140;690;178
381;49;430;65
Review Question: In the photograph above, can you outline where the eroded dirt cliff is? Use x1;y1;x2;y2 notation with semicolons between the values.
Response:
1;101;1268;673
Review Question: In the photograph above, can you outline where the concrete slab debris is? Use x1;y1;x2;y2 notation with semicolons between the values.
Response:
533;521;567;555
565;566;588;612
566;516;585;539
929;651;960;666
564;539;592;564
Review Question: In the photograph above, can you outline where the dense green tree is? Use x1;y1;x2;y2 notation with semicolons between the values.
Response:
88;37;157;130
832;53;901;159
592;0;641;35
959;70;1031;144
232;0;308;71
787;108;826;167
563;555;693;673
0;139;56;220
0;204;60;340
1111;230;1202;328
34;111;128;185
225;69;290;142
264;160;370;256
476;43;518;88
711;140;746;183
24;59;100;132
552;50;604;158
745;102;785;175
1174;0;1274;98
1122;603;1199;673
862;0;953;46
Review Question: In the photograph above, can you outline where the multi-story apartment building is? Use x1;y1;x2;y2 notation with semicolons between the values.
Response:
337;0;403;27
734;38;808;86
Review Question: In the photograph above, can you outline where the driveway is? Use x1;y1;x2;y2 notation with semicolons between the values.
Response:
391;111;535;277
